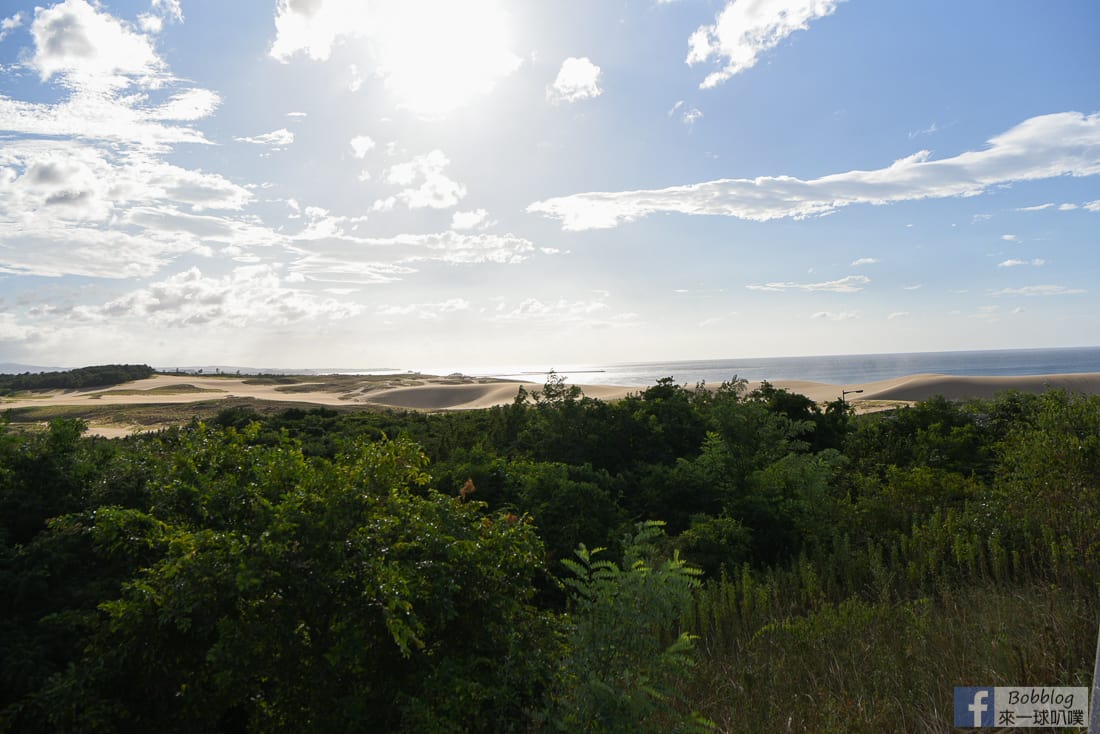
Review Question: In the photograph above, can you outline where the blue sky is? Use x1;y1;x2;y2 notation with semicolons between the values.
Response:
0;0;1097;370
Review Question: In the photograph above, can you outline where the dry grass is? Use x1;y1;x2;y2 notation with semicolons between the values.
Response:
682;581;1097;733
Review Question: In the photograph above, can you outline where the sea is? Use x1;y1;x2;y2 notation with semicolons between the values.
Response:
422;346;1100;388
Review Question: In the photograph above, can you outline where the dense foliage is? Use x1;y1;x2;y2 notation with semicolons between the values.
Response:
0;364;155;393
2;376;1098;731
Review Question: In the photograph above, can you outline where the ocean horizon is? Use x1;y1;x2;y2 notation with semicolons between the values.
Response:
426;346;1100;388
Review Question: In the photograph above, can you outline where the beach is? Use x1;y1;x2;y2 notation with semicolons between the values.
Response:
3;371;1100;438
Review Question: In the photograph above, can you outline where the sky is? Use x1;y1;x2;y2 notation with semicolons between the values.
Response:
0;0;1098;371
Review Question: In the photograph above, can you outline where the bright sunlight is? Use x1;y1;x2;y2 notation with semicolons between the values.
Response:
368;0;522;116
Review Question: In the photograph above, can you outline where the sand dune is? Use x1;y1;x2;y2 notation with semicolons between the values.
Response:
4;373;1100;437
853;372;1100;402
367;382;636;410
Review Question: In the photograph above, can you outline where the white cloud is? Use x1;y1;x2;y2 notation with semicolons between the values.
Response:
286;111;308;117
30;0;163;88
903;284;922;290
72;266;361;327
547;57;602;103
1086;200;1100;212
451;208;491;230
384;150;466;209
747;275;869;293
270;0;522;116
1058;203;1078;211
687;0;844;89
997;259;1045;268
529;112;1100;230
1017;202;1054;211
350;135;375;158
0;12;24;41
1001;233;1018;241
0;139;260;278
811;311;858;320
0;2;273;286
991;285;1085;296
850;257;878;266
0;1;221;153
888;311;909;319
235;128;295;146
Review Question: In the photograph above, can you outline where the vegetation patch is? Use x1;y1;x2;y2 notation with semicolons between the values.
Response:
94;384;227;396
3;377;1098;732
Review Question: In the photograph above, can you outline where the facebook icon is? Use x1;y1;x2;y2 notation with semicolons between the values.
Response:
954;687;995;728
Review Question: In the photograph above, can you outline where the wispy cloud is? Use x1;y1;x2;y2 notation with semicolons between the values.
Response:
747;275;869;293
850;257;878;266
997;258;1045;268
811;311;859;321
377;299;471;320
687;0;845;89
0;140;255;278
908;122;939;139
991;285;1085;296
668;100;704;125
888;311;909;319
235;128;294;146
529;112;1100;230
493;297;636;327
69;266;361;327
286;230;536;285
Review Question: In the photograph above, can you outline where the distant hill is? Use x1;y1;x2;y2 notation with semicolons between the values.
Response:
0;363;62;374
0;364;155;393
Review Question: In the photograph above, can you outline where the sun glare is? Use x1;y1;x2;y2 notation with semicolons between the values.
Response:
369;1;521;117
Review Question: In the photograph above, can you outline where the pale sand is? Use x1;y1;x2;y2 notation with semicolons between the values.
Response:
763;372;1100;404
4;372;1100;437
